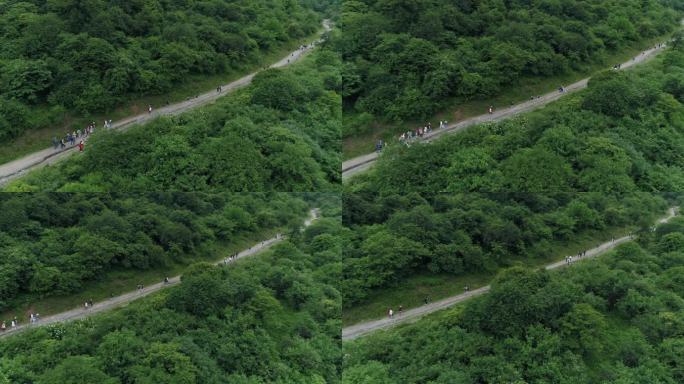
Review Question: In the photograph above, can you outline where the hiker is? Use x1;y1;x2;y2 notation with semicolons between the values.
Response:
488;105;493;114
388;308;393;319
52;136;59;149
84;301;89;309
1;321;5;331
164;277;170;284
78;140;84;152
148;105;153;114
568;256;573;264
464;285;470;292
399;305;403;315
11;319;16;328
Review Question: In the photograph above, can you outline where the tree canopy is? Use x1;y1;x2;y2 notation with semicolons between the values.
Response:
335;0;682;128
6;50;342;192
0;192;310;312
342;192;670;307
0;195;342;384
344;214;684;383
0;0;333;142
348;44;684;193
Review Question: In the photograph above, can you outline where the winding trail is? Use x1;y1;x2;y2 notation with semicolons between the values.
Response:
0;208;319;338
342;39;671;180
341;207;678;341
0;21;332;188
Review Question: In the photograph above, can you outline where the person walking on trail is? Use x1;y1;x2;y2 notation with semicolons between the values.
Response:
1;321;5;331
52;136;59;149
148;105;153;114
464;285;470;292
78;140;84;152
488;106;493;114
398;305;403;315
388;308;394;319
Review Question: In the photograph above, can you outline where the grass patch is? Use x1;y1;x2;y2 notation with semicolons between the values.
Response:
342;33;671;160
0;228;282;323
0;28;325;165
342;225;636;326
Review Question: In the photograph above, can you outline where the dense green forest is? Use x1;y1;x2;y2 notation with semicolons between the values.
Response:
337;0;683;132
5;48;342;192
0;193;309;312
344;212;684;383
0;0;332;142
342;192;669;307
0;197;342;383
347;41;684;192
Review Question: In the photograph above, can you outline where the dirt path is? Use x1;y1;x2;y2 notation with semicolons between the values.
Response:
0;21;332;188
0;208;319;338
341;207;678;341
342;39;670;180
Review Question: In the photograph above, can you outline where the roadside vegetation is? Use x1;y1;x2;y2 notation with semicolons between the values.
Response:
336;0;683;155
342;193;671;323
344;211;684;383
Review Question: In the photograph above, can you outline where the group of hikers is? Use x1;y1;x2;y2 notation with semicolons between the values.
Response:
398;121;445;145
565;250;588;265
52;122;96;152
0;317;19;331
287;43;313;64
223;253;239;264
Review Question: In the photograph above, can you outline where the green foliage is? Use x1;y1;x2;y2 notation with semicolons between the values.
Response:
0;202;342;383
352;45;684;193
335;0;681;124
0;0;329;141
344;221;684;383
342;192;668;307
0;193;308;311
38;356;118;384
11;51;342;192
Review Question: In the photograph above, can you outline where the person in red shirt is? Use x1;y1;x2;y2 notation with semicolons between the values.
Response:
78;140;84;152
